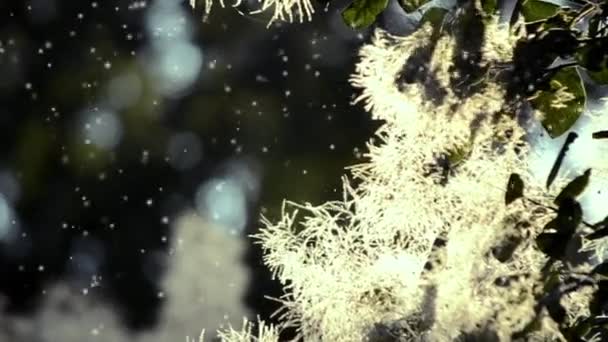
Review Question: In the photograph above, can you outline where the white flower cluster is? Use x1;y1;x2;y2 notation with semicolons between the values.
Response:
254;17;602;342
190;0;313;26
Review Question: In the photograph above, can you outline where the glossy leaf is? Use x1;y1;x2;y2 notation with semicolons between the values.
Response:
531;67;585;138
342;0;389;29
554;169;591;206
521;0;560;23
505;173;524;205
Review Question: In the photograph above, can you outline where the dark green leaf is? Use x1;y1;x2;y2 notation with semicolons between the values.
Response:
566;317;594;341
342;0;389;29
587;216;608;240
576;44;608;85
593;262;608;277
521;0;560;23
553;197;583;235
531;67;585;138
537;198;582;259
481;0;498;16
546;300;567;325
591;318;608;329
400;0;430;13
546;132;578;189
554;169;591;206
590;281;608;315
593;131;608;139
505;173;525;205
543;270;562;293
420;7;448;30
536;232;569;259
525;8;578;33
587;228;608;240
594;216;608;229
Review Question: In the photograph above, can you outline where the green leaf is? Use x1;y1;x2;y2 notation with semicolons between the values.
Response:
588;15;601;38
531;67;586;138
537;198;582;259
588;227;608;240
400;0;430;13
543;270;562;293
420;7;448;27
587;216;608;240
593;131;608;139
546;300;567;325
521;0;560;23
505;173;525;205
576;44;608;85
551;197;583;235
554;169;591;206
481;0;498;16
590;281;608;315
524;8;578;33
593;261;608;278
342;0;389;29
536;232;569;259
552;197;583;235
566;317;594;341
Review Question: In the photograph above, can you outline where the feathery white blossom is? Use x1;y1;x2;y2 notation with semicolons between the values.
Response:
190;0;314;26
255;19;599;341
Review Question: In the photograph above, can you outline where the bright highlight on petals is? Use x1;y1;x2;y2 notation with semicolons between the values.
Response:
190;0;314;26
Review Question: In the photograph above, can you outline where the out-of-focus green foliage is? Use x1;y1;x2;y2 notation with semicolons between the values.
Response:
342;0;389;29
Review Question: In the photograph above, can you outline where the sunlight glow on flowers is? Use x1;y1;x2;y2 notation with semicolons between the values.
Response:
190;0;314;26
253;18;599;341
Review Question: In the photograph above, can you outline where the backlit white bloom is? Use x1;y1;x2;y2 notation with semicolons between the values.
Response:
190;0;314;26
254;19;598;341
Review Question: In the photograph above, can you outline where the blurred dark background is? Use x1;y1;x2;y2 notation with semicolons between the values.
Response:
0;0;379;340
